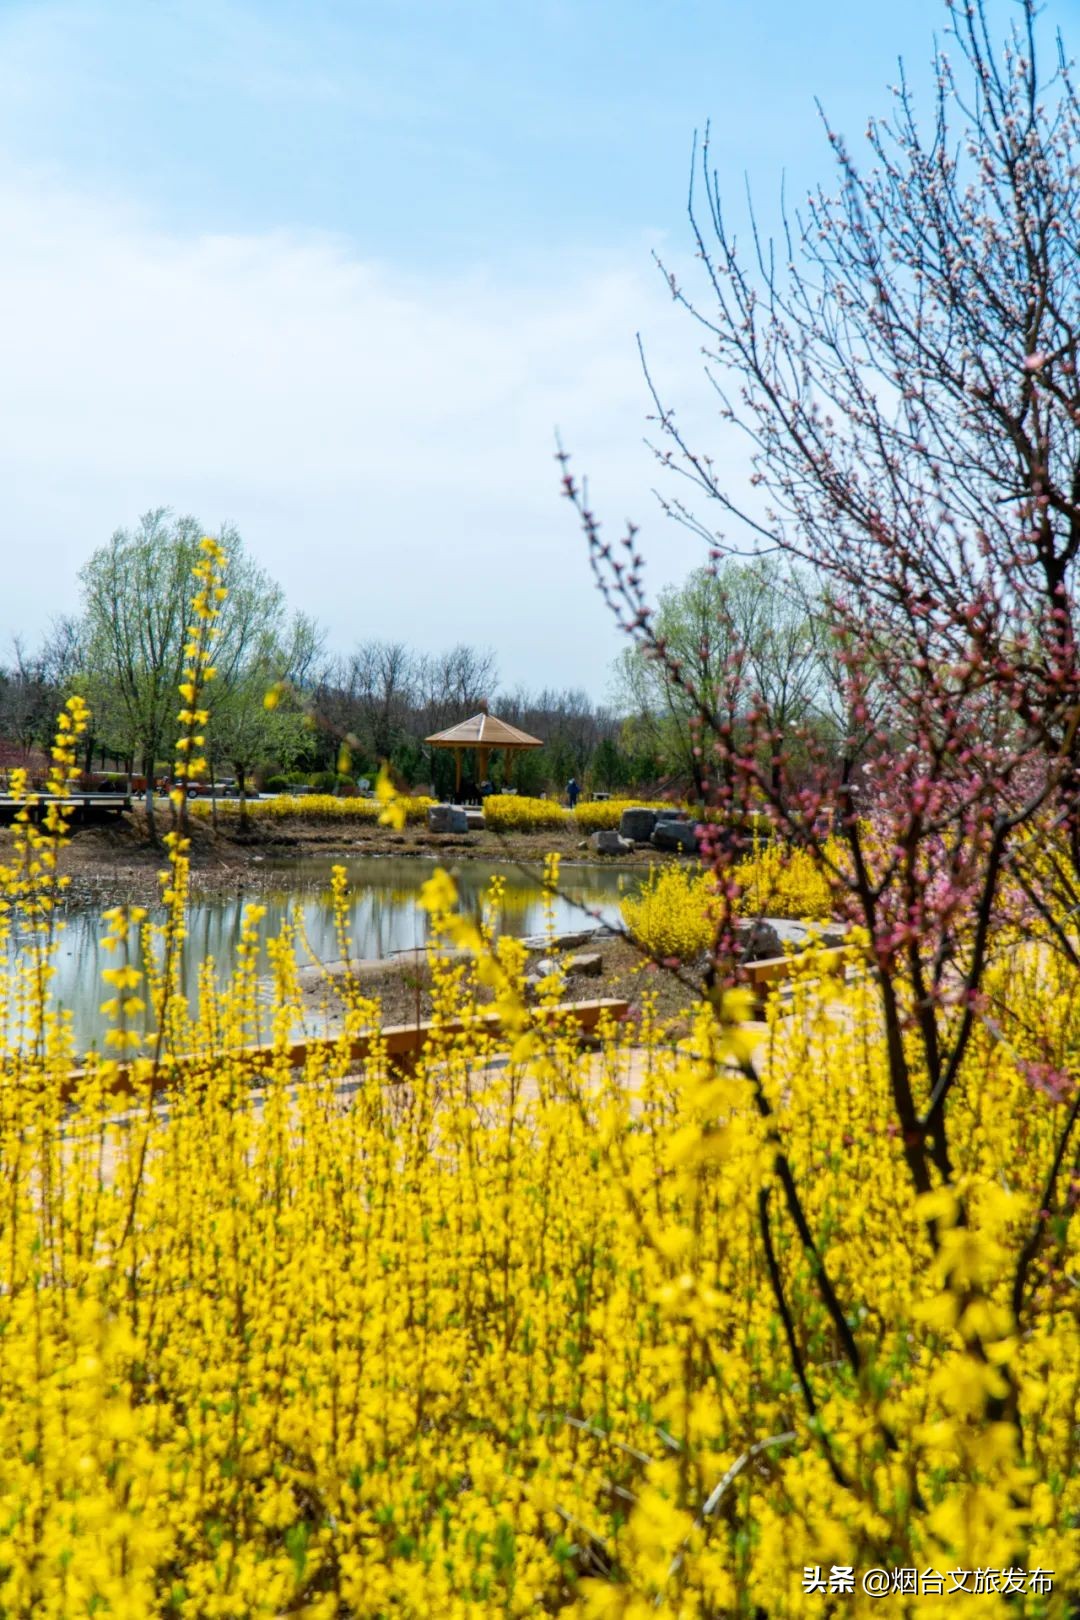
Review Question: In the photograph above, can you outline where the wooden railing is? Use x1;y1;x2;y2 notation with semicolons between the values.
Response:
60;997;631;1105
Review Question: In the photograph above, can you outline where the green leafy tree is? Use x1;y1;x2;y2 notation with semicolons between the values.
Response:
209;615;322;809
616;556;826;795
80;512;206;835
79;509;309;839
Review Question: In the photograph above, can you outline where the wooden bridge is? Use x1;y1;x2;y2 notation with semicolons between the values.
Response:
0;792;131;827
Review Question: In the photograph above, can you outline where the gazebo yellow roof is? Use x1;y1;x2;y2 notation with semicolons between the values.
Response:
425;713;543;749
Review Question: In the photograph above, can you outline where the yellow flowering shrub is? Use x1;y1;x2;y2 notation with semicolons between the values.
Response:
732;837;841;920
1;551;1077;1616
573;798;681;832
621;838;843;963
620;862;720;959
191;792;435;823
482;793;568;832
2;868;1078;1615
195;793;686;839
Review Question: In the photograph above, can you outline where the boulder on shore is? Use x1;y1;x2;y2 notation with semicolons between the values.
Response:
736;917;848;956
565;951;602;976
591;829;634;856
740;920;783;961
619;807;658;843
651;819;698;853
520;928;600;951
427;803;468;834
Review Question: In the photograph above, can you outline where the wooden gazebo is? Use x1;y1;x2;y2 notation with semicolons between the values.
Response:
425;712;543;798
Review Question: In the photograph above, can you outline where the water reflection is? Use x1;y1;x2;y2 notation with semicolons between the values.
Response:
38;856;639;1054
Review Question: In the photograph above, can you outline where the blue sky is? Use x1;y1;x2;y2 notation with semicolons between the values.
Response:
0;0;1038;696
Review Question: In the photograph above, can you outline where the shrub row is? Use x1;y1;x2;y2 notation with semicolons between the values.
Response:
189;793;435;825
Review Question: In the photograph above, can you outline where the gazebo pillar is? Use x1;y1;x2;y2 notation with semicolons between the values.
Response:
478;746;489;783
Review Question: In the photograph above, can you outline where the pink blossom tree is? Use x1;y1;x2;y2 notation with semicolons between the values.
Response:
563;0;1080;1374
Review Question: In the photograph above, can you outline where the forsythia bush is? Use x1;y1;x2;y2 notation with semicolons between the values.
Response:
463;797;683;835
2;849;1078;1613
572;799;680;833
191;793;435;824
2;551;1077;1615
194;794;688;840
620;862;720;959
732;837;841;921
482;794;568;832
621;839;841;963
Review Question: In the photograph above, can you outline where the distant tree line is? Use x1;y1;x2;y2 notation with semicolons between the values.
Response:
1;512;850;805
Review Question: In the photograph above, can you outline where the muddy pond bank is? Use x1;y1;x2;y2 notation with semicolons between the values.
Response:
30;851;657;1053
30;807;668;909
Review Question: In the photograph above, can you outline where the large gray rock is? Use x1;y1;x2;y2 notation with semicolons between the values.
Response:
735;917;848;956
739;918;804;954
619;807;659;843
740;920;783;961
389;945;474;969
651;819;699;853
427;803;468;833
591;829;634;856
520;928;600;952
565;951;602;976
464;808;485;830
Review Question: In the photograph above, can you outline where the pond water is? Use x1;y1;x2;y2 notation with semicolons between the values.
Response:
26;856;641;1056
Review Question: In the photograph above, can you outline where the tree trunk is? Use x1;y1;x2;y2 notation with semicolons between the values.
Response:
143;746;159;846
237;763;249;831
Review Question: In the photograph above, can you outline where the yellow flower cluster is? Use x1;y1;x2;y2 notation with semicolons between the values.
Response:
171;537;226;798
572;799;682;832
619;837;844;959
0;875;1077;1615
620;862;720;960
483;797;683;834
0;694;89;1065
732;837;841;921
193;794;684;839
482;794;568;832
2;560;1077;1615
190;793;435;824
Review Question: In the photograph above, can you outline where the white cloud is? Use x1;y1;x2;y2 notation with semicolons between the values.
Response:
0;168;731;696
